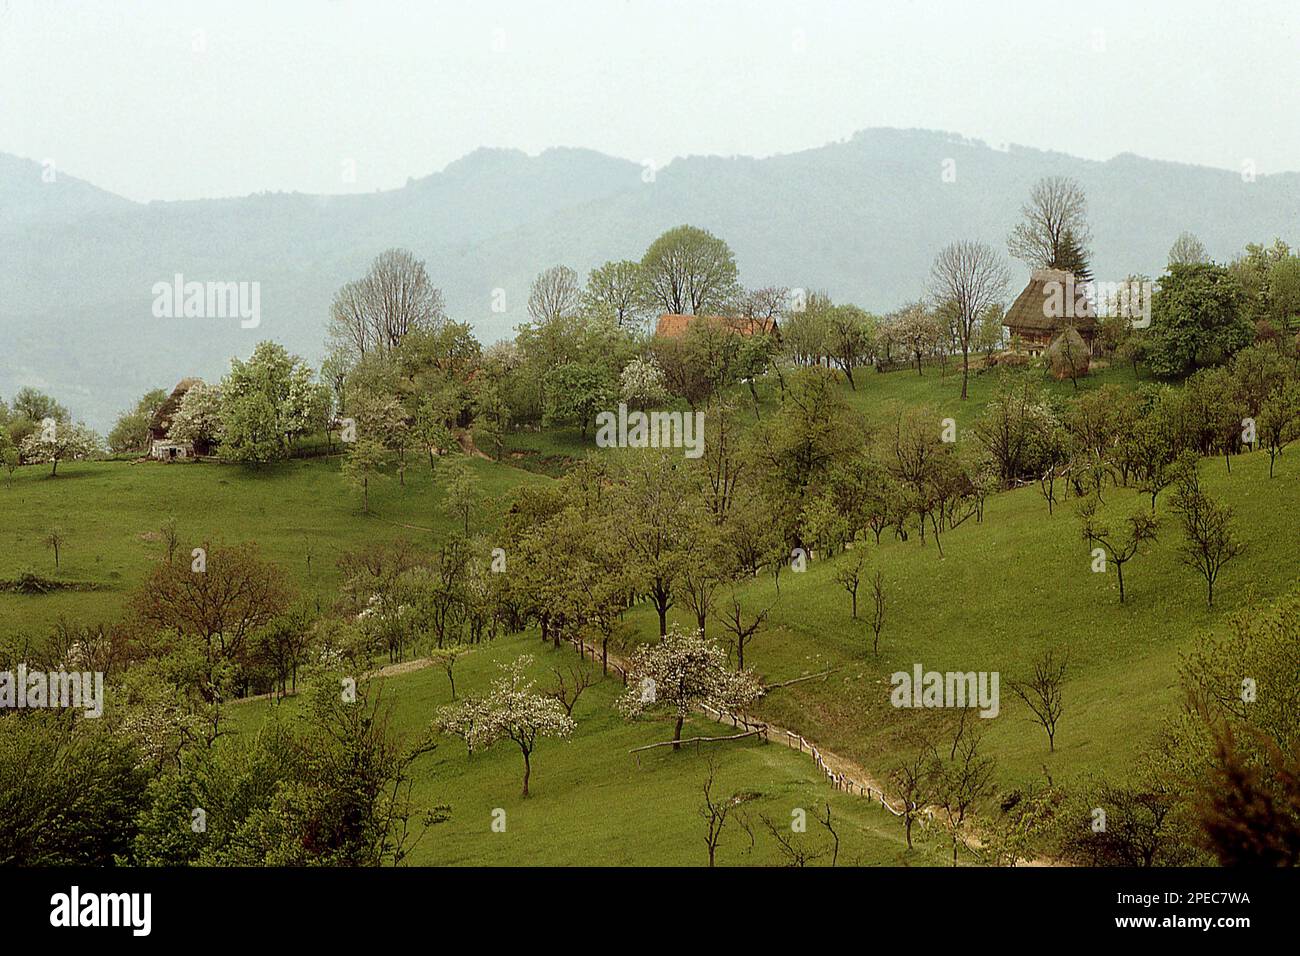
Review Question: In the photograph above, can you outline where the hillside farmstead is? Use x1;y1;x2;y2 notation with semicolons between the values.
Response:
148;377;202;460
1002;268;1097;355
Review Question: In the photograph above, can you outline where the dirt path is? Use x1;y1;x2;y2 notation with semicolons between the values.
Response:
230;656;437;705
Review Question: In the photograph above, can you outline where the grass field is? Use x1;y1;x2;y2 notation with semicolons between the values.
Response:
0;453;548;634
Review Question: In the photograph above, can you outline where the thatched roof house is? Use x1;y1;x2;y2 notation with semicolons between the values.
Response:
654;313;778;339
149;378;202;460
1003;269;1097;355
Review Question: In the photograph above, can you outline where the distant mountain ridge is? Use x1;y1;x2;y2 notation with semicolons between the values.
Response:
3;128;1298;429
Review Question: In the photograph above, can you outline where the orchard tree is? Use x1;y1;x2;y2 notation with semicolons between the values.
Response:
342;438;388;514
1257;382;1300;477
618;625;762;749
454;656;576;797
0;429;17;486
542;362;616;437
891;302;945;375
1170;454;1245;607
429;644;471;700
169;382;224;454
132;541;291;718
44;526;67;569
1079;501;1158;604
1147;263;1251;378
611;450;705;637
19;420;101;476
1168;231;1209;267
442;458;482;535
825;304;875;390
714;592;773;671
10;387;69;427
619;356;669;410
218;342;322;462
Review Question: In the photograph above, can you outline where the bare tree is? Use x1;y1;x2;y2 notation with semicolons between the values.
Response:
328;249;446;357
1171;459;1246;608
715;592;774;671
547;664;593;717
699;758;748;867
759;813;830;867
1010;648;1068;751
891;745;935;850
1007;176;1092;271
44;526;66;570
1079;501;1159;604
817;802;840;866
528;264;582;324
832;549;866;618
868;568;885;656
931;723;996;866
158;517;181;564
930;241;1010;399
730;286;790;333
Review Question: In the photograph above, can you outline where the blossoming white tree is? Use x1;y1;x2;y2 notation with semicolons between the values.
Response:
436;655;575;796
618;625;763;749
19;421;101;476
619;356;669;409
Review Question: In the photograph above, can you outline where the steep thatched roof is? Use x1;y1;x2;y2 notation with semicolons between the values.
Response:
1003;268;1097;335
148;378;202;440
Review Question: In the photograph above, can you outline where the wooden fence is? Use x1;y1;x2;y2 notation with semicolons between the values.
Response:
566;633;930;823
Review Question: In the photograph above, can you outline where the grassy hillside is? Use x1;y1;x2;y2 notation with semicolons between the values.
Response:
0;453;548;634
228;633;939;866
3;361;1292;864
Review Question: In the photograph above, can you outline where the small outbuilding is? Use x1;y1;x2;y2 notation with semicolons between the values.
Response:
148;378;202;460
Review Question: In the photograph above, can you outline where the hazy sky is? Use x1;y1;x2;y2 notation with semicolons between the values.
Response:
3;0;1298;201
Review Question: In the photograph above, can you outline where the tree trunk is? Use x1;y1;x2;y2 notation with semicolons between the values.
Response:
521;748;531;797
672;714;684;750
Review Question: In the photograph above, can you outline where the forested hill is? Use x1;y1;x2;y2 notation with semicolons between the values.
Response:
3;128;1299;428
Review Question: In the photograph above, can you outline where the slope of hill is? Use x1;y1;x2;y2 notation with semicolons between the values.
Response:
3;128;1300;428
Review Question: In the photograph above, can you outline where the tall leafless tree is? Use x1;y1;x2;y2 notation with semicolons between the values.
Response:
1006;175;1092;271
930;240;1010;399
327;248;446;358
527;264;582;324
1010;648;1068;751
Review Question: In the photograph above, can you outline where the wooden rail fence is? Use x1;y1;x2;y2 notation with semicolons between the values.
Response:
566;633;929;822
